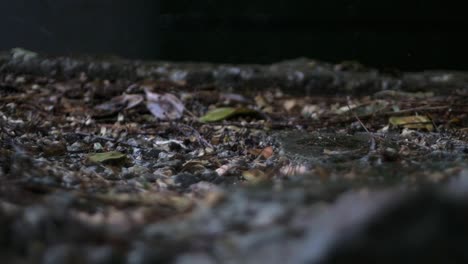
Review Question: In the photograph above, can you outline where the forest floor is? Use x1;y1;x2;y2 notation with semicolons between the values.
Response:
1;50;468;263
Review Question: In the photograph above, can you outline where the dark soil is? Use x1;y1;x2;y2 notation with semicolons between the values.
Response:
1;49;467;263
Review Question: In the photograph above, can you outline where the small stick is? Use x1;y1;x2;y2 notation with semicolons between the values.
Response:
73;131;149;149
176;124;213;148
346;97;377;158
346;97;370;134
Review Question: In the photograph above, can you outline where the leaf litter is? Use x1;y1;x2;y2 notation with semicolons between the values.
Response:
145;88;185;120
0;55;468;263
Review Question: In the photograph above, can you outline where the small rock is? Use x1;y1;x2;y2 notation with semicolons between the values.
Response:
122;165;150;179
382;147;399;162
174;173;200;189
141;172;160;182
153;167;175;177
153;159;183;170
41;140;67;157
218;150;235;158
68;142;86;152
198;169;223;184
168;141;183;151
63;133;81;144
142;149;161;160
62;174;80;186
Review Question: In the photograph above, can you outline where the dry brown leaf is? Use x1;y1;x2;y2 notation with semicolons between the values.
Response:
260;146;274;159
145;88;185;120
94;94;144;115
248;148;263;156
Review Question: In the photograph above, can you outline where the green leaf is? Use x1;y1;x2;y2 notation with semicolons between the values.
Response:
199;107;257;122
87;151;127;164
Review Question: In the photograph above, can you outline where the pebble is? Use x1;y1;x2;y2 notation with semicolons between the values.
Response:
173;173;201;189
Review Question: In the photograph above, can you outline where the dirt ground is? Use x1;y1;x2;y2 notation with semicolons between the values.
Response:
1;50;467;263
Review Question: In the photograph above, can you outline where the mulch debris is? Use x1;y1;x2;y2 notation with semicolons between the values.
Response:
1;52;468;263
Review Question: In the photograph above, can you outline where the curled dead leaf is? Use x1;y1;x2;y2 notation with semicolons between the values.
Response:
94;94;144;116
260;146;274;159
145;88;185;120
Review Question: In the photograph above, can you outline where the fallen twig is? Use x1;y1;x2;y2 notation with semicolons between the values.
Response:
73;131;150;149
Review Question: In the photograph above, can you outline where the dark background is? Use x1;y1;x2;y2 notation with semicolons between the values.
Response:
0;0;467;70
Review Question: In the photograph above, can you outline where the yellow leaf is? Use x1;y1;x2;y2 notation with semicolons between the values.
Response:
87;151;126;164
242;169;268;184
389;115;433;131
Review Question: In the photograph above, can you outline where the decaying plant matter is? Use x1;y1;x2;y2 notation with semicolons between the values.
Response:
0;51;467;263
